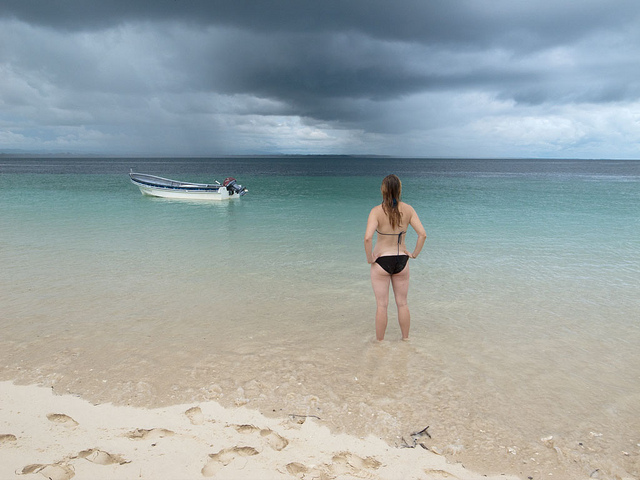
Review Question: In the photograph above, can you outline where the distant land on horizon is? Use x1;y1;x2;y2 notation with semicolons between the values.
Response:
0;150;637;161
0;150;394;159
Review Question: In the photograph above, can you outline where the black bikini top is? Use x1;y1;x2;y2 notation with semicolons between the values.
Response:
376;230;405;256
376;230;405;244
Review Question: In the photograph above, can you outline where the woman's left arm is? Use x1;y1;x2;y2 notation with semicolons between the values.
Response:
364;208;378;264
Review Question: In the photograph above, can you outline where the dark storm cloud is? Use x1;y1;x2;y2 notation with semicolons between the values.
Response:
2;0;640;156
14;1;637;105
2;0;636;47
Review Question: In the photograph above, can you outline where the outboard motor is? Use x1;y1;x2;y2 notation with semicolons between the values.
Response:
223;177;248;196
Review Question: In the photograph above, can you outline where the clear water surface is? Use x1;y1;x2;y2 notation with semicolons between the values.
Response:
1;157;639;479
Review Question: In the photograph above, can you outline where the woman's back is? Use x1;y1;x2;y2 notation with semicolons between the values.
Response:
372;202;414;256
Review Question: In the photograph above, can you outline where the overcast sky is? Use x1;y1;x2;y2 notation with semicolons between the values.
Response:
2;1;640;158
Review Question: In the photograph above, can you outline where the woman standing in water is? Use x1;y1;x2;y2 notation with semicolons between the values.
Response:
364;175;427;341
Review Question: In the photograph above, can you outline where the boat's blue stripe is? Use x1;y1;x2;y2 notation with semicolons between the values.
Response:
132;178;222;192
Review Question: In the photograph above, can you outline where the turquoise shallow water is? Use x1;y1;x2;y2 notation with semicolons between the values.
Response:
1;157;639;478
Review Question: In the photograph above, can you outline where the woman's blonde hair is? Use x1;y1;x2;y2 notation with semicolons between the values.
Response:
381;174;402;229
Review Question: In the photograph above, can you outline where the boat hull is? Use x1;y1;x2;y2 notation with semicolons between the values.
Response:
135;183;236;200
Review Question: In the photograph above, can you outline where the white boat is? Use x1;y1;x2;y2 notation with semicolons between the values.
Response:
129;172;247;200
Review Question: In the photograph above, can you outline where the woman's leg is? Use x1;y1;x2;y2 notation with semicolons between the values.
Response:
390;263;410;339
370;263;391;340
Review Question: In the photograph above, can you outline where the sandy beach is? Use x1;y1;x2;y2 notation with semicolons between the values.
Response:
0;381;523;480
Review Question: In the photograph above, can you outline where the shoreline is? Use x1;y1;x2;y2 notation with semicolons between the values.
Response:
0;381;520;480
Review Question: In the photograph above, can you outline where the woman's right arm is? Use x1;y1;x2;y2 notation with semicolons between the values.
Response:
408;206;427;259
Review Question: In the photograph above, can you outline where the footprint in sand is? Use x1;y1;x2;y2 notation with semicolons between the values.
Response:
260;428;289;451
78;448;129;466
285;462;308;475
0;433;18;445
233;424;289;451
46;414;78;427
201;446;259;477
284;462;335;480
185;406;205;425
19;463;74;480
284;452;381;480
423;469;461;479
328;451;382;479
233;424;260;434
125;428;175;441
284;462;330;479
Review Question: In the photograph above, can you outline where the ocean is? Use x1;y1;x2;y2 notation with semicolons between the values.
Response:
1;157;639;479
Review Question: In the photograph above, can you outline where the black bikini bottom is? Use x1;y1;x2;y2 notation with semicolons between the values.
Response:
375;255;409;275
